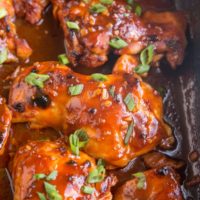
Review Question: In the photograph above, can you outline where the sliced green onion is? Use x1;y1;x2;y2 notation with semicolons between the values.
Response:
68;84;84;96
34;173;46;180
134;45;154;74
81;185;95;194
124;93;135;112
133;172;146;189
44;182;62;200
58;54;70;65
100;0;113;5
140;45;154;66
69;129;89;156
109;37;128;49
0;8;7;19
134;64;150;74
46;170;58;181
135;4;142;16
126;0;134;5
97;158;105;167
125;5;132;10
66;21;80;30
90;3;107;13
124;121;134;145
87;165;105;183
69;134;79;156
75;129;89;148
91;73;108;82
37;192;46;200
156;86;166;98
0;47;8;65
109;85;115;97
25;73;50;89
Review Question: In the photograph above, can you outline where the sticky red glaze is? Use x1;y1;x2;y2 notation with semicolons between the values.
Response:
0;97;12;156
114;167;183;200
0;0;32;63
52;0;187;68
12;139;115;200
9;62;172;167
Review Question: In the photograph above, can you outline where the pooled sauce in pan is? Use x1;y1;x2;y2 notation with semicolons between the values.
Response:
0;0;197;199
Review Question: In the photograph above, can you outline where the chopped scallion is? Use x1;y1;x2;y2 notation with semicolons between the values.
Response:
66;21;80;30
124;93;135;111
25;73;50;88
68;84;84;96
91;73;108;82
133;172;146;189
100;0;113;5
90;3;107;13
81;185;95;194
58;54;70;65
124;121;134;145
109;37;128;49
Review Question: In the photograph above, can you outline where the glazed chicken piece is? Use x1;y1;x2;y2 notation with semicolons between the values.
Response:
0;0;32;64
12;139;115;200
9;62;172;167
0;97;12;156
13;0;49;24
51;0;187;68
114;167;183;200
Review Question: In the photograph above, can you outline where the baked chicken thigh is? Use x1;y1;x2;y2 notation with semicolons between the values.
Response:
9;62;172;167
114;167;183;200
0;0;32;64
12;139;115;200
51;0;187;68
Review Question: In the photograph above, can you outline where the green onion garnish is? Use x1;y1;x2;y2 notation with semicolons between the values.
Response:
90;3;107;13
124;93;135;111
126;0;134;5
37;192;46;200
109;37;128;49
87;164;106;183
133;172;146;189
46;170;58;181
58;54;70;65
68;84;84;96
25;73;50;89
69;129;89;156
135;4;142;16
100;0;113;5
109;85;115;97
134;45;154;74
91;73;108;82
134;64;150;74
81;185;95;194
44;182;62;200
34;173;46;180
66;21;80;30
124;121;134;145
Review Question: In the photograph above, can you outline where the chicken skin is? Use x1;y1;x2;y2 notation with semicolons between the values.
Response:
13;0;49;24
0;97;12;155
51;0;187;68
114;167;183;200
9;62;172;167
12;139;115;200
0;0;32;64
